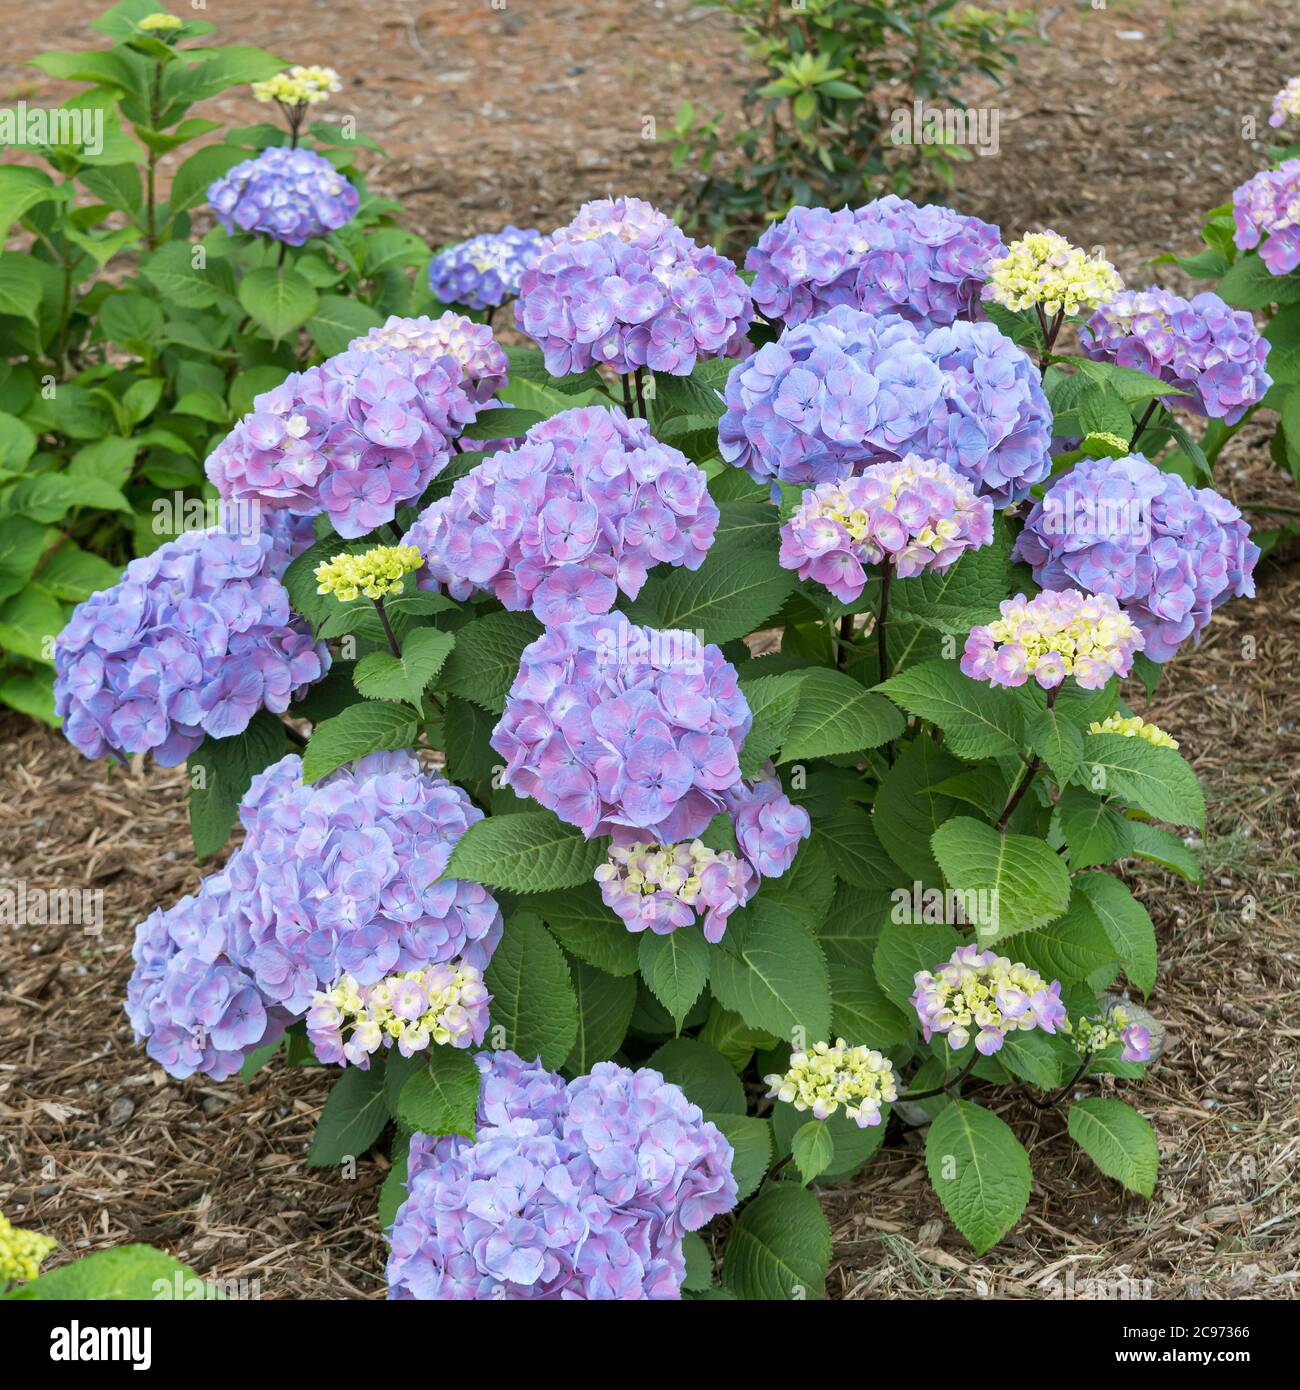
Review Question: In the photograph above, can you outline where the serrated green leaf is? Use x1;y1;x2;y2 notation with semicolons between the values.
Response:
439;610;541;713
533;883;639;976
397;1047;480;1138
779;667;904;763
872;919;961;1012
722;1181;831;1300
1075;733;1205;830
710;900;831;1041
872;737;961;880
791;1120;835;1184
1068;1097;1158;1197
353;627;455;706
649;1037;746;1113
308;1060;389;1166
829;963;913;1049
1125;822;1201;883
813;807;896;889
706;1111;773;1201
187;710;287;858
565;962;637;1072
639;929;710;1030
441;811;607;892
1073;872;1156;996
483;914;578;1068
301;701;417;783
877;658;1023;760
925;1100;1031;1255
1057;785;1134;870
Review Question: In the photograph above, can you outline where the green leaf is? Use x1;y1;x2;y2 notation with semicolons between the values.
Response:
482;914;578;1068
439;610;541;713
353;627;455;706
930;817;1072;945
682;1232;713;1292
0;253;43;324
1217;252;1300;310
649;1037;746;1113
815;883;891;971
187;710;286;858
871;737;961;880
1068;1097;1158;1197
167;143;247;217
889;522;1013;633
22;1245;207;1301
699;1002;778;1072
872;920;960;1012
997;1029;1068;1090
140;239;219;308
301;701;417;784
757;832;835;932
813;808;896;889
378;1132;410;1235
238;266;319;343
722;1182;831;1300
565;962;637;1072
878;658;1023;760
792;1120;835;1184
441;811;607;892
1057;785;1134;870
1015;892;1121;984
1024;704;1085;785
829;963;913;1049
307;294;384;356
771;1100;888;1180
737;670;802;777
639;929;711;1030
1075;733;1205;830
709;900;831;1042
778;667;904;763
0;166;70;239
308;1060;390;1166
0;586;63;662
1125;821;1201;883
460;406;546;440
1073;872;1156;996
533;883;639;976
706;1112;773;1200
397;1047;480;1139
925;1099;1031;1255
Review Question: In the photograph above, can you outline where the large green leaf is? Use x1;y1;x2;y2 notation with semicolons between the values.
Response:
737;671;803;776
1073;872;1156;996
565;962;637;1073
871;737;961;880
1074;733;1205;829
813;808;896;889
533;883;639;976
778;667;904;763
439;610;541;713
1068;1097;1158;1197
925;1100;1031;1255
301;701;417;784
441;811;607;892
877;658;1023;760
1056;785;1134;871
238;266;319;343
706;1112;774;1201
648;1037;746;1114
397;1046;480;1139
872;919;961;1012
829;963;913;1049
23;1245;208;1301
722;1181;831;1300
638;929;710;1030
930;817;1072;945
308;1061;390;1167
187;710;286;858
709;900;831;1042
308;294;385;355
482;914;578;1068
352;628;454;706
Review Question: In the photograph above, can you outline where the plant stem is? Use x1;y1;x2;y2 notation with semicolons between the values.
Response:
996;686;1056;830
621;372;635;418
876;559;892;687
373;598;402;658
634;365;648;420
897;1050;979;1102
145;59;163;249
1011;1055;1094;1111
386;519;406;542
837;612;854;669
1129;400;1159;453
281;720;308;748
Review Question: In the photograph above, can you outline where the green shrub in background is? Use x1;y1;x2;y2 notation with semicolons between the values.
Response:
0;0;440;725
667;0;1031;251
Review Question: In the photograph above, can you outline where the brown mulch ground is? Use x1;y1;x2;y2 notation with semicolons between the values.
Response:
2;0;1299;1300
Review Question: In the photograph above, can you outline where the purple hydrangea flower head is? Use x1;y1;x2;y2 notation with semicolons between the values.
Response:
428;225;544;310
124;751;504;1081
53;515;327;766
490;614;751;842
1232;161;1300;275
125;866;291;1082
910;944;1067;1055
349;312;509;404
719;306;1050;503
779;454;994;601
515;196;752;376
207;146;358;246
919;319;1054;505
595;838;756;943
721;769;811;879
1014;454;1260;662
746;198;1003;330
386;1050;737;1299
1270;76;1300;129
852;197;1005;329
960;588;1144;691
406;406;719;624
205;345;479;538
1080;287;1272;425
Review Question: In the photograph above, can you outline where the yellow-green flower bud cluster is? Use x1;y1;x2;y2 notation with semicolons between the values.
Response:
137;12;182;33
1087;713;1178;749
315;544;422;602
253;65;342;106
0;1211;55;1284
984;231;1123;317
764;1039;898;1128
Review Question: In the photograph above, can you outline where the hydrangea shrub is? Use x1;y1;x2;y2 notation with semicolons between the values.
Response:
57;183;1263;1299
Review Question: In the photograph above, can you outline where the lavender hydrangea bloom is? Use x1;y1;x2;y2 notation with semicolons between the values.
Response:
919;319;1054;505
428;225;544;310
490;614;751;842
515;196;752;377
124;751;504;1081
205;345;478;538
1014;454;1260;662
722;770;811;879
1232;161;1300;276
207;146;358;246
1079;287;1272;425
386;1051;737;1300
746;198;1003;331
53;516;327;766
778;455;994;602
719;306;1051;503
718;306;946;488
406;407;719;625
349;312;509;404
126;867;291;1082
